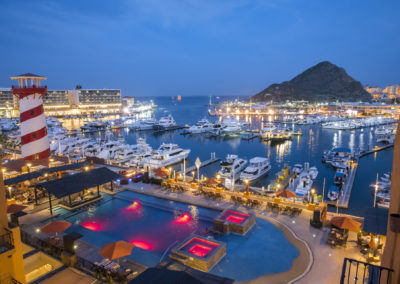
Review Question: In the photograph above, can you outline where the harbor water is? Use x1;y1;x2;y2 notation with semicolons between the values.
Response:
82;96;393;217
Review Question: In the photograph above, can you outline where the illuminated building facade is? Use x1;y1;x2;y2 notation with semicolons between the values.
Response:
0;87;122;117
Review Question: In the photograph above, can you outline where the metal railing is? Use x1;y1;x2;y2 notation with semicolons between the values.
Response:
0;229;14;254
340;257;394;284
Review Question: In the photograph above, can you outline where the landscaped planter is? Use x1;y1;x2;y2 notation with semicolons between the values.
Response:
389;214;400;233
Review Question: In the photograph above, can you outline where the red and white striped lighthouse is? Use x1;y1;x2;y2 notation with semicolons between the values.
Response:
11;73;50;161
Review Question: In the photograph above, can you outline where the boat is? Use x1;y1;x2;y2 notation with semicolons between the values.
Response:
128;118;158;130
188;119;214;134
145;143;190;169
113;146;137;164
293;164;303;174
125;138;154;167
218;154;248;181
334;170;346;189
260;124;277;140
377;133;395;144
322;147;353;163
295;172;313;196
308;166;319;180
157;114;176;129
240;157;271;182
97;141;125;160
327;186;340;201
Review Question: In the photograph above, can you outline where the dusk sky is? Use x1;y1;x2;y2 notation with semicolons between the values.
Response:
0;0;399;97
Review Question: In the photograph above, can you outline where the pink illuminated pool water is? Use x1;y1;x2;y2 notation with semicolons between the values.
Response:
220;210;250;224
183;237;219;258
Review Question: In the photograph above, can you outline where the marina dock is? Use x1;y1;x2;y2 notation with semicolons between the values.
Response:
327;159;359;209
181;155;221;174
241;133;260;141
359;144;394;158
153;125;187;134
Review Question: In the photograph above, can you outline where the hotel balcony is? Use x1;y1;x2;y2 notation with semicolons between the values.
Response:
340;257;394;284
0;228;15;255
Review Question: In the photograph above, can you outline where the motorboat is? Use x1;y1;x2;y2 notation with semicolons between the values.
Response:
322;147;353;163
145;143;190;169
295;172;313;196
113;146;137;163
240;157;271;182
157;114;176;129
129;118;158;130
308;166;319;180
327;186;340;201
218;154;248;181
124;138;154;167
334;170;346;189
188;119;214;134
97;141;125;160
293;164;303;174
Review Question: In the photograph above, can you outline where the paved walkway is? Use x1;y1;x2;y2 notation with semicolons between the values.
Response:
123;182;376;284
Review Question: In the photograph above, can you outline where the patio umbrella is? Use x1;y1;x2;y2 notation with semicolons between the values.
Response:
7;204;27;214
99;240;135;260
41;220;72;234
206;178;219;186
276;189;296;199
330;216;361;231
152;167;169;178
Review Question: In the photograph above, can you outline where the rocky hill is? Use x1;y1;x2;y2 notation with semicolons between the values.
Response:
252;61;371;102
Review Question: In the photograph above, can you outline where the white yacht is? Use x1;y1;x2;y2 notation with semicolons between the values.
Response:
293;164;303;174
260;124;277;140
240;157;271;182
123;138;154;167
218;154;248;181
295;172;313;196
188;119;214;134
308;166;319;180
129;118;158;130
158;115;176;129
221;118;242;135
145;143;190;169
97;141;125;160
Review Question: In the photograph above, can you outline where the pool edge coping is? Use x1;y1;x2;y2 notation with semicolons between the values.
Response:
121;184;314;283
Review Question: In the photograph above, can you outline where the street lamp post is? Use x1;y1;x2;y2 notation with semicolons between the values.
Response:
244;179;249;197
311;188;316;204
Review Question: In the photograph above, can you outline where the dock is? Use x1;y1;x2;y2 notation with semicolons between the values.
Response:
327;159;359;209
359;144;394;158
153;125;187;134
241;133;260;141
180;154;220;174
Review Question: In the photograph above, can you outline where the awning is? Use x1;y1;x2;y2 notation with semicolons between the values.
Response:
37;167;122;198
363;207;388;236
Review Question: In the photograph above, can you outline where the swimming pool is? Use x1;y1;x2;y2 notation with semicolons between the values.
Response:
59;191;299;281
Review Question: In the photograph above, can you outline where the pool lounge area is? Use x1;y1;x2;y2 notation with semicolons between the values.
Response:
45;190;302;282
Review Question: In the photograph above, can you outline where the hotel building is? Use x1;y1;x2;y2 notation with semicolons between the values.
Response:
0;88;122;117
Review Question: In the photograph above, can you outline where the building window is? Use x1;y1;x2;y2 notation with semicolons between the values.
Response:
34;154;39;160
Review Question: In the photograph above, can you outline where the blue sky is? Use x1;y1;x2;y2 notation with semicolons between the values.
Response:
0;0;399;96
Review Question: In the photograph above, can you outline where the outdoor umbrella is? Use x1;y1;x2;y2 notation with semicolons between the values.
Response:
99;240;135;260
276;189;296;199
330;216;361;231
7;204;27;214
206;178;219;186
41;220;72;234
152;168;169;178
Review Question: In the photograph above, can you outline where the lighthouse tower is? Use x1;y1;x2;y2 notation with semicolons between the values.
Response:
11;73;50;161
